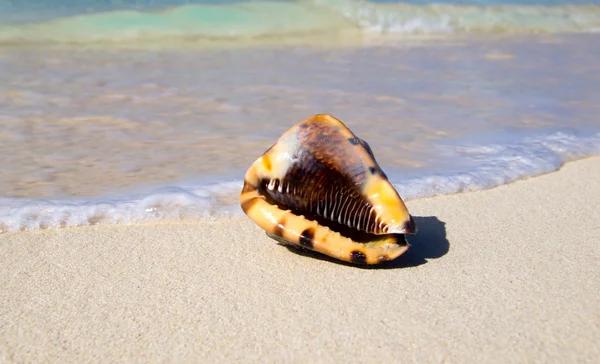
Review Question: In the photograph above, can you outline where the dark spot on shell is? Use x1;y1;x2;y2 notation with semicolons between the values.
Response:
241;198;259;213
274;216;286;237
348;137;360;145
241;180;257;194
369;166;378;175
350;251;367;264
299;227;315;249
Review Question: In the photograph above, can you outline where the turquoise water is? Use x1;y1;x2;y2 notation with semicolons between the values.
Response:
1;0;600;43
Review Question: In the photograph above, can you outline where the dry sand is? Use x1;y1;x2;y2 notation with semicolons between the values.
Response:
1;157;599;363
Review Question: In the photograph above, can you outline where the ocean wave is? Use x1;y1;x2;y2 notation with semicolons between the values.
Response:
2;129;598;234
0;0;599;44
314;0;600;34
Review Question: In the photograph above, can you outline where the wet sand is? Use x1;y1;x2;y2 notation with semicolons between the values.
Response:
1;156;598;362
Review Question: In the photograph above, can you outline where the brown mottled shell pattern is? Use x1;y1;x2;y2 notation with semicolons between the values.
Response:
240;114;416;264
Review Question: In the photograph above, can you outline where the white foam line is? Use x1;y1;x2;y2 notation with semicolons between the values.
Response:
1;130;599;234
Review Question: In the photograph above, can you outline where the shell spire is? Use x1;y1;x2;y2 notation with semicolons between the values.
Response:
240;114;416;264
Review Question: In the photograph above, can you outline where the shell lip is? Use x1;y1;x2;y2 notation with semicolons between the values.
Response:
258;179;416;244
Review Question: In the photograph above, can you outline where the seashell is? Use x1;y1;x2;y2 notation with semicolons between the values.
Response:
240;114;416;265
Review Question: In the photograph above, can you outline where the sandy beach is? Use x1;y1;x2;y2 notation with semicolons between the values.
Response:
1;156;598;363
1;0;599;362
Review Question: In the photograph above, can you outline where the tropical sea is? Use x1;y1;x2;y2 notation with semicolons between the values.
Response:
0;0;599;233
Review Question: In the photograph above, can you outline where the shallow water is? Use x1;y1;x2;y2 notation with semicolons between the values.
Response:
1;31;599;233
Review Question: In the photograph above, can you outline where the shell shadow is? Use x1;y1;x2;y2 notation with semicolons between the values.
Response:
278;216;449;269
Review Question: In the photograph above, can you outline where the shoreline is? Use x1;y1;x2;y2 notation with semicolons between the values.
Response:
1;153;599;235
1;156;598;362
